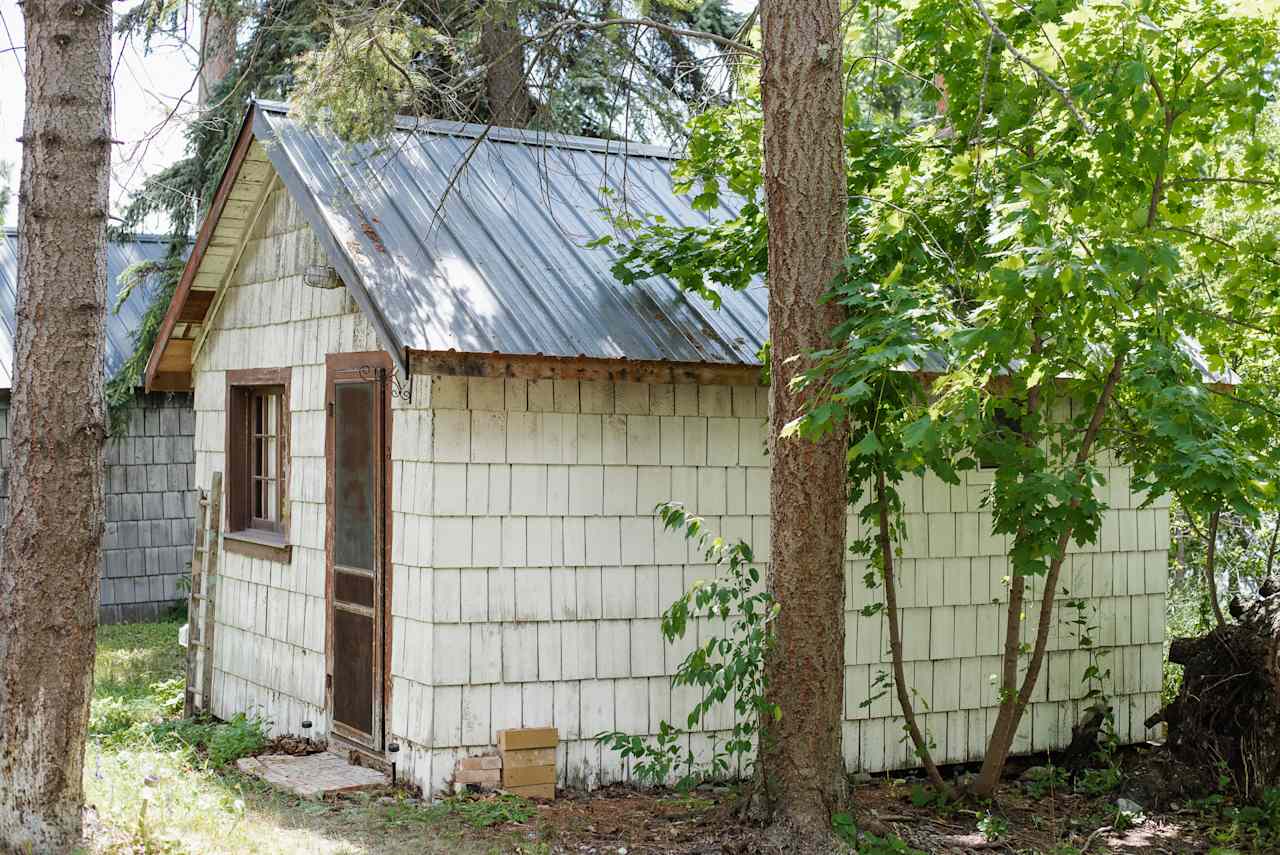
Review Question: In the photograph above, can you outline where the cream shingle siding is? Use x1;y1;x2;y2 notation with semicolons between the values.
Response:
192;185;379;737
193;182;1169;798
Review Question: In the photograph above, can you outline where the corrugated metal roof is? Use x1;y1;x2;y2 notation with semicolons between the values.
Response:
244;101;1234;388
253;101;769;368
0;229;174;389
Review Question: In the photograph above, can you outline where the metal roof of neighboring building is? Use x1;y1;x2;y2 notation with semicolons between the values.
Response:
252;100;769;369
0;229;175;390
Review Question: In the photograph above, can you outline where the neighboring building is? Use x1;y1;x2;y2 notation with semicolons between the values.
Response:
145;100;1171;795
0;229;196;623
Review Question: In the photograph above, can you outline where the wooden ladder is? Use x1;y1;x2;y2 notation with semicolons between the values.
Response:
184;471;223;717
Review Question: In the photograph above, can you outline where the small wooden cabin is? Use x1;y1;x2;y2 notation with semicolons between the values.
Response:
146;101;1171;795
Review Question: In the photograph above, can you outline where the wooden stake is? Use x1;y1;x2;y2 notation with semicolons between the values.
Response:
200;471;223;714
183;487;210;718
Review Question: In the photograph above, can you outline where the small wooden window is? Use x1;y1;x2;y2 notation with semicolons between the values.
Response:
226;369;291;544
248;390;283;529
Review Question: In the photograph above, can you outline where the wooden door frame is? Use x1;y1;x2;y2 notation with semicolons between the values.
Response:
324;350;395;754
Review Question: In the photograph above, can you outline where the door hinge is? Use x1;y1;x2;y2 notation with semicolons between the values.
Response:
326;673;333;690
327;400;334;417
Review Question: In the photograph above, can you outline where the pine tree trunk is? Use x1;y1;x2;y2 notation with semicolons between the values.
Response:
755;0;849;843
199;1;238;108
480;1;535;128
0;0;111;849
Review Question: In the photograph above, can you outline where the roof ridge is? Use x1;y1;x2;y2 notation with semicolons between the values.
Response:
252;99;682;162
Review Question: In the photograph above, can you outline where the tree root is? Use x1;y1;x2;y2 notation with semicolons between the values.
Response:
1151;575;1280;798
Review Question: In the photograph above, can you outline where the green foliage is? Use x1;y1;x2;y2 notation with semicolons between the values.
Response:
1025;763;1070;800
1195;785;1280;851
832;810;858;845
1075;765;1123;797
291;0;748;144
832;811;926;854
440;794;538;828
206;714;270;766
595;502;775;789
103;255;189;435
977;811;1009;842
609;0;1280;788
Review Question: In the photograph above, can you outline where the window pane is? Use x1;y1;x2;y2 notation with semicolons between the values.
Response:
334;382;375;570
267;478;278;521
333;608;374;735
254;478;264;519
335;571;375;607
254;394;264;435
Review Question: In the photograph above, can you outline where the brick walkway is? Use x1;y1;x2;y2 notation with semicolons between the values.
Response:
236;752;388;798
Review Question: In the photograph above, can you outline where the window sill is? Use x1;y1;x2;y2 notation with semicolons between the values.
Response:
223;530;292;563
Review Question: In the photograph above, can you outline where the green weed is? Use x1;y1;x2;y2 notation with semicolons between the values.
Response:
442;794;538;828
977;811;1009;842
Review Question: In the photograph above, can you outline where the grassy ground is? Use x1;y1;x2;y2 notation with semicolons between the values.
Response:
85;620;538;855
86;621;1277;854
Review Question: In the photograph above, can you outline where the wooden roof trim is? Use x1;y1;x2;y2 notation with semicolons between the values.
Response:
143;106;260;392
407;348;766;386
191;171;282;366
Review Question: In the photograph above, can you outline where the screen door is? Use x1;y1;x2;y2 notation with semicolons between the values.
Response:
326;357;389;750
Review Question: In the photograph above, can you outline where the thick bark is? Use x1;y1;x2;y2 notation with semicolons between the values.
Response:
1150;575;1280;799
0;0;112;850
877;473;951;795
756;0;849;842
480;1;536;128
198;1;238;109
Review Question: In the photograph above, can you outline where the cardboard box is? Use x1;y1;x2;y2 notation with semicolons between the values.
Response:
506;783;555;800
497;727;558;751
455;768;501;786
501;748;555;769
458;755;502;771
502;764;556;787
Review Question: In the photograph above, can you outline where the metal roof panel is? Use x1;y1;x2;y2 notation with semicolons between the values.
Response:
0;229;175;389
254;102;768;368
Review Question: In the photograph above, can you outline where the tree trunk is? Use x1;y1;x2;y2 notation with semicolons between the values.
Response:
480;1;535;128
756;0;849;844
1266;513;1279;577
0;0;111;850
877;473;951;795
1149;575;1280;800
199;0;238;109
1206;508;1226;629
971;351;1128;797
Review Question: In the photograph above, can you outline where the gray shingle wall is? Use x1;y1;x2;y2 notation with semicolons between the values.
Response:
0;391;196;624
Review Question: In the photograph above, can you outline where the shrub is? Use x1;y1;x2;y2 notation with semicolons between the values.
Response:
595;503;775;789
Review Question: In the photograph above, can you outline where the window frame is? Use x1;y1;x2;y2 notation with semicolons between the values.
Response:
225;368;292;557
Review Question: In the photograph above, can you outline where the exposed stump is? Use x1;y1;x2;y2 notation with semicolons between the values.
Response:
1062;702;1111;775
1148;576;1280;798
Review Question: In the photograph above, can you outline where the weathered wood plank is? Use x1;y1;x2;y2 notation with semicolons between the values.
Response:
183;487;210;718
200;471;224;713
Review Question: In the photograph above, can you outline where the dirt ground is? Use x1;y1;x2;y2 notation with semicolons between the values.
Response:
442;745;1237;854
